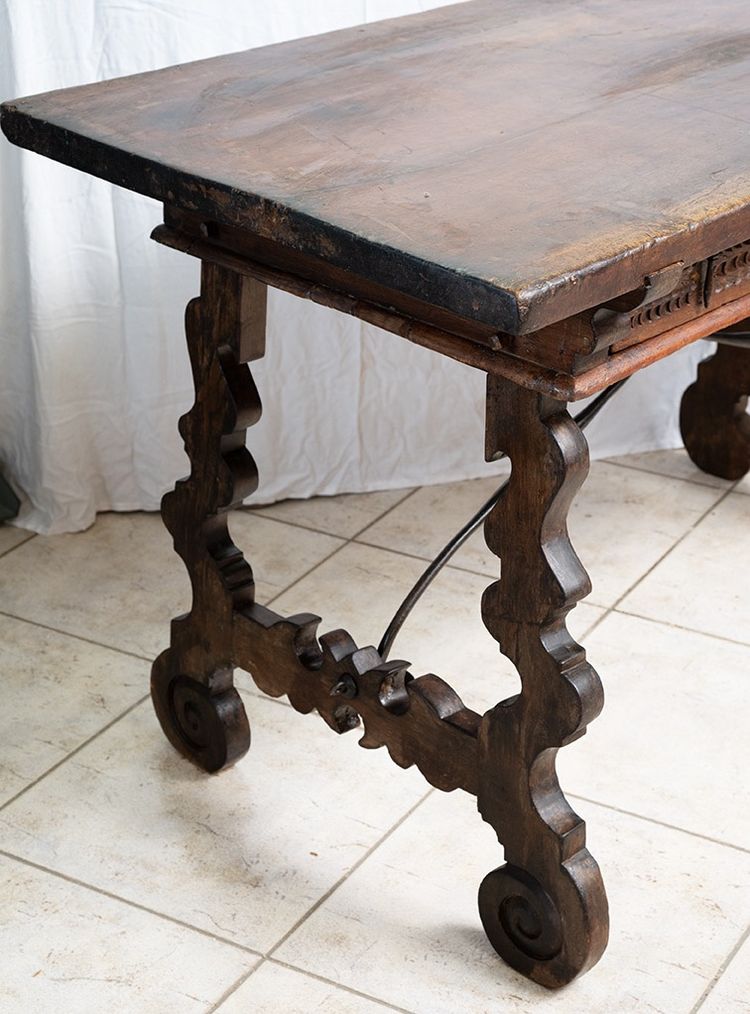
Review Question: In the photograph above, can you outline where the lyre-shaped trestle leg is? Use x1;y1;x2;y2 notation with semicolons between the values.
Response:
477;376;609;988
680;341;750;480
151;260;267;772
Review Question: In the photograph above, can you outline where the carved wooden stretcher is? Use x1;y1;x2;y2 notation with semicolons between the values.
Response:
3;0;750;989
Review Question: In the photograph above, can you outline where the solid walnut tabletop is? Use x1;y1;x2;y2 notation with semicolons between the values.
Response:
4;0;750;338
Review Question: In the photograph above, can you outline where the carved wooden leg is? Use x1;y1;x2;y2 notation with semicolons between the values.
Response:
151;260;267;773
477;375;608;989
680;342;750;480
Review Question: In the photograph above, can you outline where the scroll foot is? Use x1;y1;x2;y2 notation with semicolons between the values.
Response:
151;649;250;773
680;342;750;480
478;376;609;988
478;857;606;988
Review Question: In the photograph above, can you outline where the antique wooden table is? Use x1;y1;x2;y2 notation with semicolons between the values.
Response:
3;0;750;990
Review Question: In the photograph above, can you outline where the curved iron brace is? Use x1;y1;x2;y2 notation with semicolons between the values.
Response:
378;378;630;660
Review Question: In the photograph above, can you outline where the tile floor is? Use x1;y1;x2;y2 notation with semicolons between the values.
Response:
0;448;748;1013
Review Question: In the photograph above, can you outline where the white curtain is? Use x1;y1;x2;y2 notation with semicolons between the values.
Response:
0;0;709;535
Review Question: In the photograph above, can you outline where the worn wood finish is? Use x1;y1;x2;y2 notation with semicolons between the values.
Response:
153;259;484;792
159;208;750;378
150;261;266;772
233;605;482;795
152;222;750;402
6;0;750;339
503;244;750;373
477;376;607;987
150;259;606;987
680;343;750;480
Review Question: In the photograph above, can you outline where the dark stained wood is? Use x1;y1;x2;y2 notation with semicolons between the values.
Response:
149;255;609;988
6;0;750;337
163;205;499;350
680;343;750;480
150;261;265;772
234;606;481;795
153;257;483;791
478;376;608;987
153;220;750;401
163;206;750;382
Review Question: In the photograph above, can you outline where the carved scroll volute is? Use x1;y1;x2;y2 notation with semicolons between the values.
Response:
477;375;608;988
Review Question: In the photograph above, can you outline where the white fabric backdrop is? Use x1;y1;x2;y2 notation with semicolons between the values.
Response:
0;0;709;534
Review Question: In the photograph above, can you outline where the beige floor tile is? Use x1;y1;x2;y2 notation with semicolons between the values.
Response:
557;611;750;849
217;962;395;1013
0;524;33;558
251;487;414;539
569;462;724;607
621;492;750;644
0;854;257;1013
0;692;427;954
0;616;146;807
355;471;509;578
700;932;750;1014
0;511;342;658
271;541;604;716
733;472;750;496
276;791;750;1014
603;448;733;488
358;462;723;607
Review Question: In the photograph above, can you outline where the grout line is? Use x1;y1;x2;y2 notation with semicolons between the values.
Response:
569;793;750;857
264;541;349;609
606;485;737;613
347;456;737;586
600;455;733;491
239;508;348;541
268;958;416;1014
578;605;612;639
0;530;36;560
612;607;750;650
242;487;418;543
0;848;263;959
264;487;422;609
351;481;737;591
690;920;750;1013
207;787;434;1013
352;536;495;579
348;537;623;614
0;609;155;662
266;788;433;956
576;598;750;651
0;694;150;814
579;610;610;640
349;487;422;540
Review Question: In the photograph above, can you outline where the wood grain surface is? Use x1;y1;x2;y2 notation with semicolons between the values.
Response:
5;0;750;334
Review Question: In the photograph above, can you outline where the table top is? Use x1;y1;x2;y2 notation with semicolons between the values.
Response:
4;0;750;336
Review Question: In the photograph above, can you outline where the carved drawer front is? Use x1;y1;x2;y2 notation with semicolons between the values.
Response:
608;263;704;353
706;241;750;307
502;239;750;375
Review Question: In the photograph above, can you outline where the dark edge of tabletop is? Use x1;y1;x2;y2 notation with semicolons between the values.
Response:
0;100;525;335
8;90;750;346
